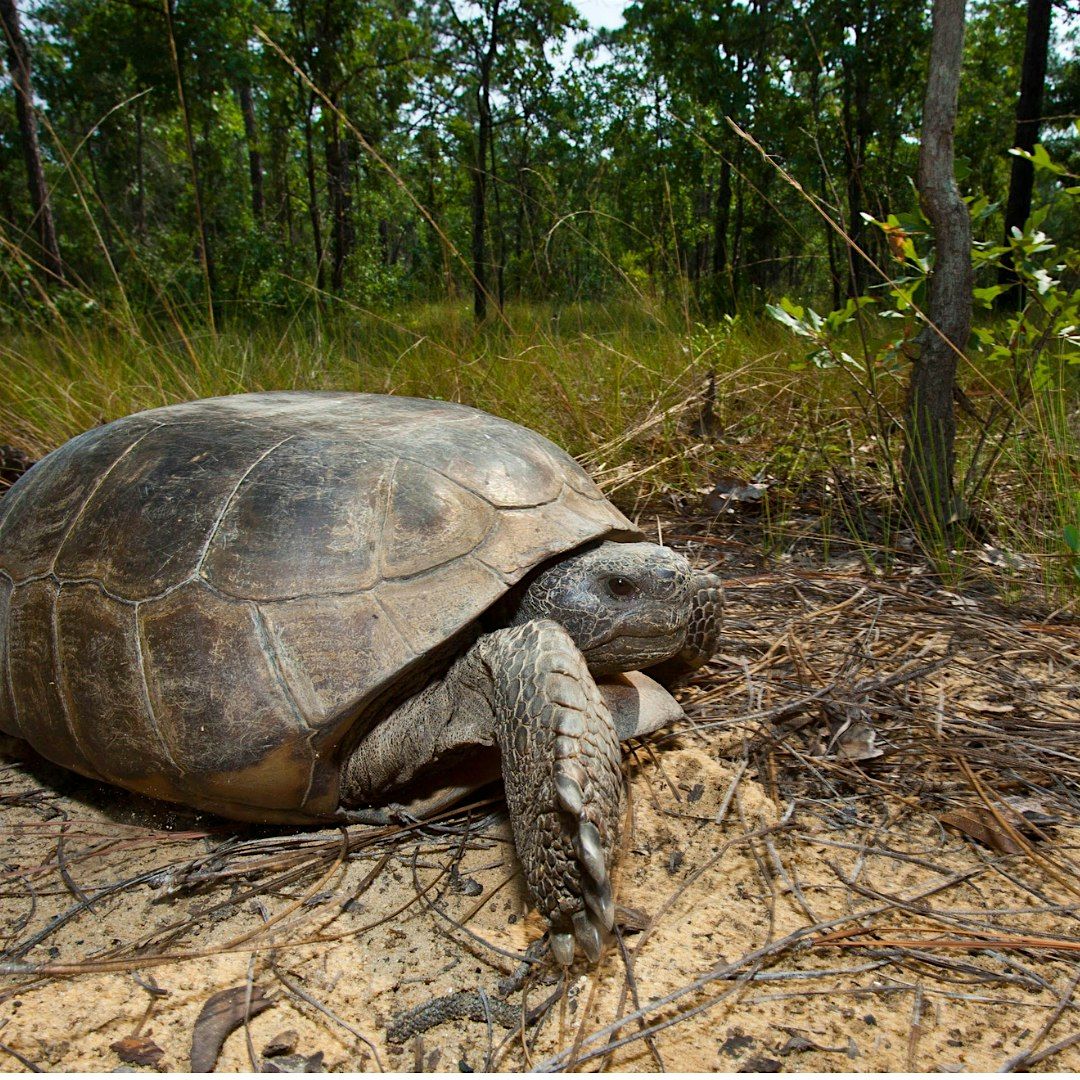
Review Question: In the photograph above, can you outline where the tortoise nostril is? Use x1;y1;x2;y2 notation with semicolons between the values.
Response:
654;567;677;582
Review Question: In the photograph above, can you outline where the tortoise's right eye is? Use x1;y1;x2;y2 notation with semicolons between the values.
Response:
607;575;637;598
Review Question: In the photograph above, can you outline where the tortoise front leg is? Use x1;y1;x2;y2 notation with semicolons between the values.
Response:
479;619;622;965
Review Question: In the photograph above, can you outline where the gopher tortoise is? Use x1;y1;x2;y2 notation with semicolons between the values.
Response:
0;392;721;963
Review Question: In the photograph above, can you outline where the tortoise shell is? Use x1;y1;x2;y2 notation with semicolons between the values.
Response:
0;393;638;821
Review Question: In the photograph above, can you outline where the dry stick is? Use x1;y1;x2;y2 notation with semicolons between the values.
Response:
0;1037;42;1073
905;982;925;1071
953;753;1080;900
53;824;97;913
408;846;531;968
242;953;260;1073
254;24;509;331
612;927;665;1071
0;846;446;980
270;962;384;1072
534;903;893;1072
817;927;1080;954
1000;970;1080;1072
1021;1030;1080;1070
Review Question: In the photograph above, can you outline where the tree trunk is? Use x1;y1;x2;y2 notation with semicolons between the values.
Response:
0;0;64;283
134;99;147;240
163;0;215;327
903;0;971;540
488;121;505;311
841;14;873;299
471;0;500;323
237;79;264;224
995;0;1053;310
301;86;325;292
325;100;352;294
712;153;731;311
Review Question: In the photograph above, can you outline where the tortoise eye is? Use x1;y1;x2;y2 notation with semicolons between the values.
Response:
608;575;637;598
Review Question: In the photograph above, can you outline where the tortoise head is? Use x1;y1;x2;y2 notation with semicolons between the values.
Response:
510;541;693;675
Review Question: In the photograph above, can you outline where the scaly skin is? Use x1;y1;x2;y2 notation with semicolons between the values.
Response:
644;571;724;686
484;620;621;963
341;541;724;964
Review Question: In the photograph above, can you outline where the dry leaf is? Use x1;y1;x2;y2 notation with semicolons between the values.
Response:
833;721;885;762
190;985;275;1072
110;1035;165;1067
940;808;1025;855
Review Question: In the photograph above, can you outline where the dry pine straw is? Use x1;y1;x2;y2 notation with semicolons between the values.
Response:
0;532;1078;1072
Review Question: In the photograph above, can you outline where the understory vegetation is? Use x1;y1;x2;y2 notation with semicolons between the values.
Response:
1;296;1076;605
0;0;1077;604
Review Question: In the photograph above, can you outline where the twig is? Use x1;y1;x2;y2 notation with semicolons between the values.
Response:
999;970;1080;1072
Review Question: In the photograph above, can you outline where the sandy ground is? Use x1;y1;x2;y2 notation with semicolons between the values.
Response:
1;548;1078;1073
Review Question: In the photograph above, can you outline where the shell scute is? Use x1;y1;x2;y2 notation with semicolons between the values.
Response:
381;460;497;580
0;416;160;581
200;437;388;601
55;422;284;599
55;581;176;786
258;589;417;730
6;578;99;775
138;581;312;810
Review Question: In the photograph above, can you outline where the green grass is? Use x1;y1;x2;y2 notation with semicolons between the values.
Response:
0;297;1076;609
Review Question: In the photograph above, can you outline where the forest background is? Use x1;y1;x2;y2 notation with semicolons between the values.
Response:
1;0;1079;599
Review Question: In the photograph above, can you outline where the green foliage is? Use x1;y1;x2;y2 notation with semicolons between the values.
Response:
5;0;1074;316
766;136;1080;598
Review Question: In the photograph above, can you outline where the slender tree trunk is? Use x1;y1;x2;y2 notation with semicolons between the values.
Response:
841;21;872;299
134;99;147;240
325;101;351;294
995;0;1053;310
471;95;490;321
488;123;505;310
163;0;215;327
237;79;264;224
471;0;500;323
903;0;971;539
712;154;731;307
0;0;64;283
301;86;325;292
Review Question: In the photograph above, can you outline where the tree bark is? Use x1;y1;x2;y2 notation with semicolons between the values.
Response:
0;0;64;283
325;100;352;294
712;153;731;312
995;0;1053;310
471;0;500;322
903;0;971;539
134;98;146;240
237;79;265;224
301;85;325;292
163;0;215;327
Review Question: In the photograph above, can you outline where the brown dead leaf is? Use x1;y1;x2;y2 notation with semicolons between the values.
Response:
190;984;275;1072
110;1035;165;1067
833;721;885;762
940;808;1025;855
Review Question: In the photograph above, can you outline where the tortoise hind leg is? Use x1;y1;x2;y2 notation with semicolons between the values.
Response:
479;619;622;965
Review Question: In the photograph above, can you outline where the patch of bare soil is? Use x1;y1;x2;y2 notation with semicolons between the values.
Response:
1;539;1078;1073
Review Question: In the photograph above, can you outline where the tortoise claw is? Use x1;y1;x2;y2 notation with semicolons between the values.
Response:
554;770;585;817
583;876;615;932
550;930;576;967
572;909;603;963
575;819;607;885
